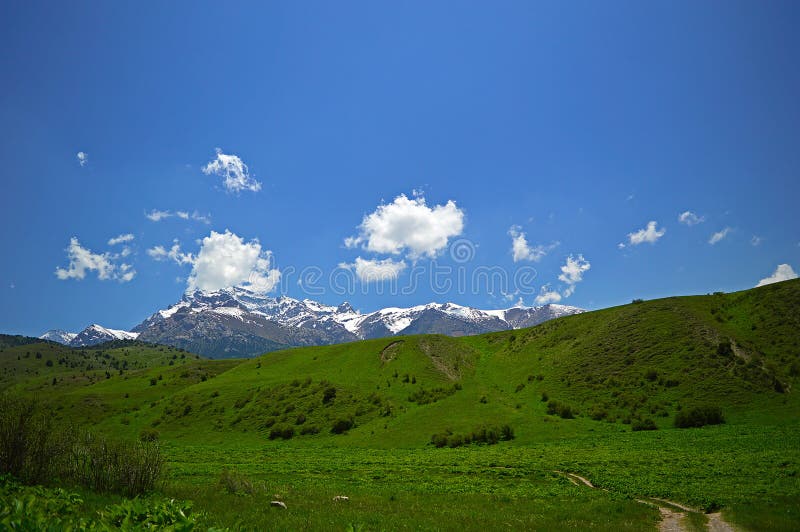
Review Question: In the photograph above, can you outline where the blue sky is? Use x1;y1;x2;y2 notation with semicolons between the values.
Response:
1;1;798;336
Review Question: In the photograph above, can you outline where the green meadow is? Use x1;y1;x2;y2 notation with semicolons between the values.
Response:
2;280;799;530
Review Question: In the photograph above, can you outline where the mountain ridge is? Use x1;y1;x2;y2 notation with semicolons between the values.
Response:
41;287;584;356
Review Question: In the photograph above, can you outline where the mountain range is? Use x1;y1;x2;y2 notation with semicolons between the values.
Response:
40;287;584;357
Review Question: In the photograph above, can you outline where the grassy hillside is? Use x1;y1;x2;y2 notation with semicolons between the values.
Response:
2;280;799;530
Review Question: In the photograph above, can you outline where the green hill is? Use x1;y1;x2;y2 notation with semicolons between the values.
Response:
2;280;799;530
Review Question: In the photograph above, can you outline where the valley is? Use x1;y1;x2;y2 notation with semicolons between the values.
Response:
2;280;799;529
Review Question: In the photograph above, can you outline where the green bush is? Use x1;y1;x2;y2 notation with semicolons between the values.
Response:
0;476;202;529
0;395;164;497
268;425;294;440
546;400;574;419
331;418;354;434
631;418;657;431
430;424;515;448
139;428;160;442
674;406;725;428
218;468;255;495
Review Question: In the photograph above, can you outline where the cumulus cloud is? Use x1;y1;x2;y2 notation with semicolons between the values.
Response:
534;284;562;305
558;254;591;297
346;193;464;259
508;226;559;262
339;257;407;283
55;237;135;283
147;241;194;266
202;148;261;193
76;152;88;167
145;209;211;224
626;221;666;246
187;230;279;293
756;264;798;287
709;227;731;245
108;233;134;246
678;211;705;226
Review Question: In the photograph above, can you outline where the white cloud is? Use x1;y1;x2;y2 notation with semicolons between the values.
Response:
708;227;731;245
146;209;171;222
339;257;407;283
678;211;705;226
187;230;279;293
508;226;559;262
55;237;135;283
147;241;194;266
627;221;666;246
145;209;211;224
202;148;262;193
76;152;88;167
534;285;562;305
346;193;464;259
558;254;591;297
108;233;134;246
756;264;797;287
750;236;762;246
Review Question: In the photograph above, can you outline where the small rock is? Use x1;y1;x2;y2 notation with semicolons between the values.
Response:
270;501;287;509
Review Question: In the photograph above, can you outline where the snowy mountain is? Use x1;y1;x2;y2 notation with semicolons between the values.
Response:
39;329;77;345
131;287;584;358
68;324;139;347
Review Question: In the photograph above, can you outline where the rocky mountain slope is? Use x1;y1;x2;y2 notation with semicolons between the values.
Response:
42;287;584;357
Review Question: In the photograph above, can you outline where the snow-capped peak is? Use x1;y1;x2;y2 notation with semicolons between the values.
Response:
39;329;77;345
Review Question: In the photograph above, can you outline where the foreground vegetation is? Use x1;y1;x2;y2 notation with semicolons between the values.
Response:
1;280;798;529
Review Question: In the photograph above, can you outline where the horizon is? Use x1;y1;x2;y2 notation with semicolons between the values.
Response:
2;1;799;336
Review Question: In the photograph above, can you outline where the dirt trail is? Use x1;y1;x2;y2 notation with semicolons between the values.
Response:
554;471;738;532
706;512;735;532
657;506;686;532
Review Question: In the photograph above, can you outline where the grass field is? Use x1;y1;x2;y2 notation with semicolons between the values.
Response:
1;280;799;530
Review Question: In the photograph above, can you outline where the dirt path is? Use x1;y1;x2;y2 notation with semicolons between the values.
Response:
554;471;738;532
706;512;735;532
657;506;686;532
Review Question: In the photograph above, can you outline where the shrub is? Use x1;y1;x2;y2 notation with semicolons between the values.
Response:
69;432;164;496
631;418;658;431
674;406;725;428
408;385;459;405
139;428;159;442
322;386;337;404
268;426;294;440
717;341;733;357
430;424;515;448
218;468;255;495
331;418;354;434
300;425;320;435
0;395;70;485
546;400;574;419
589;407;608;421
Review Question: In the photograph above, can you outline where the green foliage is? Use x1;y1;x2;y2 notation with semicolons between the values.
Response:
431;424;515;448
331;417;354;434
139;428;160;442
0;395;163;497
407;384;460;405
268;425;294;440
217;468;256;495
631;418;657;431
546;400;574;419
0;475;202;530
674;406;725;428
